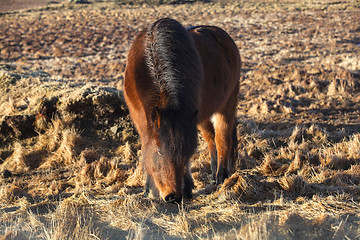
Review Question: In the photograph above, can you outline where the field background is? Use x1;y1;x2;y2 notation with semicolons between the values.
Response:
1;0;360;239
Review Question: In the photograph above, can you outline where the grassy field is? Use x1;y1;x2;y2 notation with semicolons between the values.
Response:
0;0;360;239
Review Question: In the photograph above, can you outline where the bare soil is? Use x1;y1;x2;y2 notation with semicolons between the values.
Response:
0;0;66;13
0;1;360;239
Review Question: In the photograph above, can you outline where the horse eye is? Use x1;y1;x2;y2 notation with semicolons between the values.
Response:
156;147;163;156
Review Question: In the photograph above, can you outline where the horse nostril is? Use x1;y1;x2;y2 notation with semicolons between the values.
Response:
164;193;175;203
164;193;181;203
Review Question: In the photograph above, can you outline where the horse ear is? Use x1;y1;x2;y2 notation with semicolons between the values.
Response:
191;109;199;123
151;106;161;130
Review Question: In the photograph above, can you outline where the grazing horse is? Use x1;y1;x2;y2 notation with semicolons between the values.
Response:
124;18;241;203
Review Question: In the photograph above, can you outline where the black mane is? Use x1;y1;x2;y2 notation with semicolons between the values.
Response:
144;18;203;163
158;109;198;164
145;18;202;112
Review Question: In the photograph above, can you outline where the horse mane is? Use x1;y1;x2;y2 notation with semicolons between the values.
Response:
143;18;203;163
144;18;202;112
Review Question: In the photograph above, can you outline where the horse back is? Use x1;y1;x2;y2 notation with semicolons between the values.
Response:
188;26;241;122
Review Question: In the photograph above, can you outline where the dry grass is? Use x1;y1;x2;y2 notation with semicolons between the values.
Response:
0;0;360;239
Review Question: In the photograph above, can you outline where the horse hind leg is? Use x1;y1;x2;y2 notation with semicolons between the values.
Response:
212;98;237;184
199;121;218;183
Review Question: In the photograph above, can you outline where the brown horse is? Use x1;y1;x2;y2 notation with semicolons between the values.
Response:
124;18;241;203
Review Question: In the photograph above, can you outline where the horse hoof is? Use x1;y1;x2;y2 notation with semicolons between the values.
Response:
215;178;223;185
183;191;193;200
216;166;229;185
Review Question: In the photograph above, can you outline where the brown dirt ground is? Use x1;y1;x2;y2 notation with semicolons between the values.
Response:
0;0;66;13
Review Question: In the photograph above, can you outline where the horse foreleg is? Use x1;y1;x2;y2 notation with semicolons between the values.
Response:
183;163;194;199
144;174;151;198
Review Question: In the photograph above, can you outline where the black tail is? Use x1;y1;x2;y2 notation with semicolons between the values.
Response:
230;123;238;171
